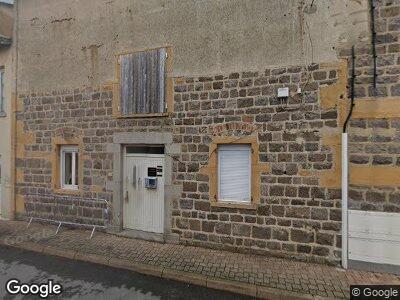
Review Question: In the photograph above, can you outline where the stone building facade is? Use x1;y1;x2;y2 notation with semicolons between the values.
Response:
343;1;400;214
171;64;345;265
11;0;400;270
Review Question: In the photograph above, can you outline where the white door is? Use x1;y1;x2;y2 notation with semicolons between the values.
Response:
348;210;400;266
123;154;164;233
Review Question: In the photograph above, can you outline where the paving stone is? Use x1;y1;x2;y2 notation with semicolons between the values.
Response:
2;220;399;300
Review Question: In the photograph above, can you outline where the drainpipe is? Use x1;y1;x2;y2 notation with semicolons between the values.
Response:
11;0;19;219
341;46;356;269
341;133;348;269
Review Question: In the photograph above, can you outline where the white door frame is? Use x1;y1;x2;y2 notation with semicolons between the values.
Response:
123;152;165;234
109;132;181;243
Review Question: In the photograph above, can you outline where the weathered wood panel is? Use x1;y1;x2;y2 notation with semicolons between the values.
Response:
120;48;166;115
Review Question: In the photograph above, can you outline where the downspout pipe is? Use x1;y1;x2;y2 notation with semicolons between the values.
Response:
341;133;348;269
11;0;19;219
341;46;356;269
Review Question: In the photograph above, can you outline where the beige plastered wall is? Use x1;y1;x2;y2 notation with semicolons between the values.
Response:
15;0;369;92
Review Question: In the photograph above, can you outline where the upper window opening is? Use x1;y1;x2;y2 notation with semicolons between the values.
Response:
120;48;167;115
126;146;165;154
217;144;251;203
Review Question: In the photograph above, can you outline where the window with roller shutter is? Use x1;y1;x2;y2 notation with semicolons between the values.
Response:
119;48;167;115
217;144;252;203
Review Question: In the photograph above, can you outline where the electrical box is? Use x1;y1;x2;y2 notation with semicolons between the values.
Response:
277;87;289;98
145;177;157;189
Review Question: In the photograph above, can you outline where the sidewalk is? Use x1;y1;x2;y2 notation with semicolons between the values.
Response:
0;220;399;299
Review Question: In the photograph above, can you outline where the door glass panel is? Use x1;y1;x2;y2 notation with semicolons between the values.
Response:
74;153;79;185
126;146;164;154
64;152;73;185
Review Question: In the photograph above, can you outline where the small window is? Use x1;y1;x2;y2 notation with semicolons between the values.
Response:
218;144;251;203
0;67;4;113
120;48;167;115
60;146;79;190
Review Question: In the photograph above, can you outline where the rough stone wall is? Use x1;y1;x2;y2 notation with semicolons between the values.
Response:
17;62;344;264
171;64;343;265
348;119;400;212
339;0;400;99
340;0;400;213
17;0;400;266
16;86;173;225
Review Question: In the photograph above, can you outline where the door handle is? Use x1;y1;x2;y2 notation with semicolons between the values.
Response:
132;165;136;188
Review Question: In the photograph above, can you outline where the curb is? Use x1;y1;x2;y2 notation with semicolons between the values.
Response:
1;241;337;300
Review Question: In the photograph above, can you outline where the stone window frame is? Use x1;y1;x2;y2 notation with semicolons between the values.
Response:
217;144;252;203
52;137;84;195
60;145;79;190
112;46;174;119
208;136;265;210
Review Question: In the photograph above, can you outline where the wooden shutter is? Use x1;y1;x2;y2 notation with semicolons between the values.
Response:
120;48;166;115
218;144;251;203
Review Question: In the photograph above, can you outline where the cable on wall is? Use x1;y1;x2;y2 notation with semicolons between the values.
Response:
370;0;377;90
343;46;356;133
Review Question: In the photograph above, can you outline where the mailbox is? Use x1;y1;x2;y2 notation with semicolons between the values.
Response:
145;177;157;189
145;167;159;189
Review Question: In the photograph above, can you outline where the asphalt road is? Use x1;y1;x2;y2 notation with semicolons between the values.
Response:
0;245;252;299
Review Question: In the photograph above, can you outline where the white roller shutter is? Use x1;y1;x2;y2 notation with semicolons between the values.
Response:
348;210;400;266
218;144;251;203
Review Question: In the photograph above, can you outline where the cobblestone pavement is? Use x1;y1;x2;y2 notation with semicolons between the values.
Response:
1;220;399;299
0;244;248;299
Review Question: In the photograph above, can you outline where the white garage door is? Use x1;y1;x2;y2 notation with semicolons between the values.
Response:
348;210;400;266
